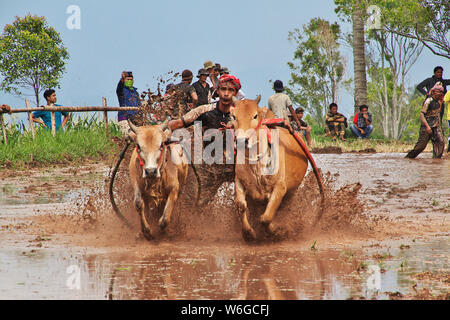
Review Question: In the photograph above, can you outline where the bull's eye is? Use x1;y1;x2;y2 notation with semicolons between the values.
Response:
253;114;258;120
231;115;235;120
137;145;141;152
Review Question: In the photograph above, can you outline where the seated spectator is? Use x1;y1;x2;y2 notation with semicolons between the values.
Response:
350;105;373;139
32;89;69;131
325;103;347;141
289;107;311;146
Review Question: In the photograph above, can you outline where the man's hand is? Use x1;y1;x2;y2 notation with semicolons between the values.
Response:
121;71;127;83
426;126;432;134
1;104;12;114
359;128;365;135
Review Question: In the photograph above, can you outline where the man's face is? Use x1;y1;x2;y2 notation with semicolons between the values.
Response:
296;112;304;119
218;83;237;104
331;106;338;114
213;68;220;77
199;74;208;82
361;107;368;114
47;93;57;104
435;69;443;78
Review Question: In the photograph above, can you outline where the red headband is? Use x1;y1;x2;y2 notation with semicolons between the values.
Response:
219;74;241;91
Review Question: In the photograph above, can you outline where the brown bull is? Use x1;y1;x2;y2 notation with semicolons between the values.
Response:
231;98;322;241
128;120;188;240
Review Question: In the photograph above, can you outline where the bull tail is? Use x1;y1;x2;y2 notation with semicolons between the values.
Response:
291;131;325;221
109;139;133;229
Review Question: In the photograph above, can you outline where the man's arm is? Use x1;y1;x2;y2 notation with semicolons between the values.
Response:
61;113;69;128
191;91;198;108
31;113;47;128
420;98;432;133
116;77;125;105
168;103;215;131
416;78;429;96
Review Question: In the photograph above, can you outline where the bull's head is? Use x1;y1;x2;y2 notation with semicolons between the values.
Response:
128;120;171;178
230;95;268;149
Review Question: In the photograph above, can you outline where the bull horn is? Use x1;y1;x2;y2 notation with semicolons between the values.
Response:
232;96;238;103
127;119;139;133
255;95;261;105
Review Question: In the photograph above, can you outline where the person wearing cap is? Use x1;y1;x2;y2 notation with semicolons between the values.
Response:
116;71;141;136
192;69;211;106
204;60;219;99
417;66;450;125
172;69;198;117
289;107;312;146
444;90;450;152
268;80;301;129
406;82;445;159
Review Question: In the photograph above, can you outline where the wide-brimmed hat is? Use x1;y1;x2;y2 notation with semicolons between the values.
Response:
203;60;215;70
221;67;230;74
274;80;284;91
197;68;209;78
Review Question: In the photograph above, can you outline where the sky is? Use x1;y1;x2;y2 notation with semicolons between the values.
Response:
0;0;447;123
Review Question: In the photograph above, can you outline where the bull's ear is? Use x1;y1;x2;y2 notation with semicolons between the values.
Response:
255;95;261;105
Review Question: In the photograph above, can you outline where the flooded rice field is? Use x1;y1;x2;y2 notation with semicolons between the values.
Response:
0;153;449;300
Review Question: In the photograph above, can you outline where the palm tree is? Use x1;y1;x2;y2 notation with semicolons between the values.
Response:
352;2;367;114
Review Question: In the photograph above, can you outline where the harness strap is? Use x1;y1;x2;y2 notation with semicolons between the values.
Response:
136;146;145;168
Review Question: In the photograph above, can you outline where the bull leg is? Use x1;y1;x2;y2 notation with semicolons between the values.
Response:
260;184;287;234
235;180;256;241
135;192;152;240
158;187;179;230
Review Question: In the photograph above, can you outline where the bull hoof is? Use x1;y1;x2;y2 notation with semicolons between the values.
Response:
141;227;153;241
261;220;276;234
242;228;257;242
158;217;167;230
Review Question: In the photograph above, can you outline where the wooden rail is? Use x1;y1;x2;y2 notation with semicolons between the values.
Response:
0;97;140;143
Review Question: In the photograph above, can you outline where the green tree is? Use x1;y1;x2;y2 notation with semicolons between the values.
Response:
0;14;69;107
287;18;346;125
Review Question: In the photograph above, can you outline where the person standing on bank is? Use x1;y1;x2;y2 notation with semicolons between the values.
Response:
268;80;301;129
32;89;69;131
116;71;140;136
406;82;445;159
416;66;450;125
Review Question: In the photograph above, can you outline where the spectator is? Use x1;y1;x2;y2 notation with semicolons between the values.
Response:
268;80;301;128
116;71;141;136
220;67;245;100
325;103;347;141
444;89;450;152
406;82;445;159
220;66;229;76
32;89;69;131
173;69;198;116
350;105;373;139
204;60;219;96
289;107;312;146
192;69;211;106
417;66;450;124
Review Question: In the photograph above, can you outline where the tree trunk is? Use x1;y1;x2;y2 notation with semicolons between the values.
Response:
352;3;367;115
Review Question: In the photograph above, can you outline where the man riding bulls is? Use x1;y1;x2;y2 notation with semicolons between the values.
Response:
168;74;241;205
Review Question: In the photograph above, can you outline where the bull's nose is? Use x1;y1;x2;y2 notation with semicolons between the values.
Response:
145;168;157;176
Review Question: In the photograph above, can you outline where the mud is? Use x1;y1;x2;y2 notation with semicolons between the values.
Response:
0;153;449;299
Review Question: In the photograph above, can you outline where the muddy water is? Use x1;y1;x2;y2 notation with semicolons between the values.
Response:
0;153;449;299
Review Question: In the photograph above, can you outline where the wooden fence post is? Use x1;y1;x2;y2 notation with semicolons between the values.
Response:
102;97;108;132
25;99;36;140
0;113;7;145
51;110;56;137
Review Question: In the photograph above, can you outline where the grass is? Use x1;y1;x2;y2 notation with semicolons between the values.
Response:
0;114;122;169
